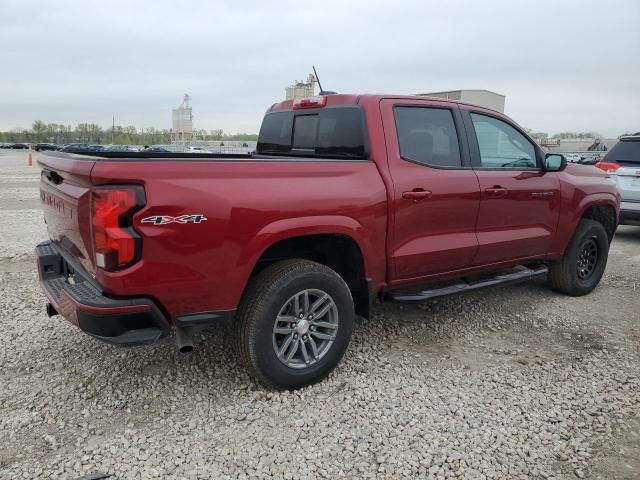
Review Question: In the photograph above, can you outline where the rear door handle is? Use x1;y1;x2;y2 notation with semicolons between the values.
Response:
402;188;432;200
484;186;508;197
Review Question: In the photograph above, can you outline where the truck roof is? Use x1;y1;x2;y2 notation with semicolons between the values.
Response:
268;93;504;115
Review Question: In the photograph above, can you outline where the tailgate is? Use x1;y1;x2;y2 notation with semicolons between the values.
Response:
615;166;640;202
38;153;96;275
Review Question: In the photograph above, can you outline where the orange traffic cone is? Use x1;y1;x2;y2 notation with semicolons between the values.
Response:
27;144;33;167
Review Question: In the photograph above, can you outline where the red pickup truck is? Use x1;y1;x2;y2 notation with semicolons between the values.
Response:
37;94;619;388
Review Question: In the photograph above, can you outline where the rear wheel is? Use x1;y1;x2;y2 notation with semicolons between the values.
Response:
235;259;354;389
547;219;609;296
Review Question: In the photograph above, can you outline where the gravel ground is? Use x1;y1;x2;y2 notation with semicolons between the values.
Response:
1;149;639;480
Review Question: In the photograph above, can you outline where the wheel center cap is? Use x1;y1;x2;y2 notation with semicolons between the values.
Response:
295;319;310;335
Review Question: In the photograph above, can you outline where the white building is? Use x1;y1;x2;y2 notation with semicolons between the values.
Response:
549;138;618;153
417;89;506;113
172;94;194;146
285;74;317;100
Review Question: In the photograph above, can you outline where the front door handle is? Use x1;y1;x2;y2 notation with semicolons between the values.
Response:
484;186;508;197
402;188;432;200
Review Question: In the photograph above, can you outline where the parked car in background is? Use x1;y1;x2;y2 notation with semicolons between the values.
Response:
10;143;29;149
565;153;583;163
187;146;211;153
578;156;598;165
597;135;640;225
103;145;128;152
103;145;142;152
60;144;104;153
60;143;90;152
143;145;171;153
34;143;58;151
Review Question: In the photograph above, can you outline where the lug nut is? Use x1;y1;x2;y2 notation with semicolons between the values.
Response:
299;313;304;319
307;314;313;320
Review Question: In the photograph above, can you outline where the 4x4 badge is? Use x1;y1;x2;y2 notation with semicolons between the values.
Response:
141;214;207;225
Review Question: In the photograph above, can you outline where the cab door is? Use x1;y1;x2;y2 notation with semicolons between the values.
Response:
380;99;481;285
461;107;561;265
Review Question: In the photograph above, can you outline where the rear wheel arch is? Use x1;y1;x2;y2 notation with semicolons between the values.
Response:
247;233;372;319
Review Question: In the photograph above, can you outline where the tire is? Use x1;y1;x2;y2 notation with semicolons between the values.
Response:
235;259;354;389
547;219;609;296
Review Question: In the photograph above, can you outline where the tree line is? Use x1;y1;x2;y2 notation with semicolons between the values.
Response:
0;121;258;145
524;130;639;141
524;129;606;142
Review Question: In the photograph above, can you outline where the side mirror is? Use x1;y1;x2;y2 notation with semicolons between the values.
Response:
544;153;567;172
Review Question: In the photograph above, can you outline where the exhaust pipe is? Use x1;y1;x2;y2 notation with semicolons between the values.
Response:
176;327;194;353
46;303;58;317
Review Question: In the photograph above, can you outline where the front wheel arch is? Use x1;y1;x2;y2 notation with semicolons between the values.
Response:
580;203;617;243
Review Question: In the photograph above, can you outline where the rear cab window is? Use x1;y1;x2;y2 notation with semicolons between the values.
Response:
257;106;368;159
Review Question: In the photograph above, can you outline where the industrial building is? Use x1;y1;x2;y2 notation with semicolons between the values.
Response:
285;74;317;100
172;94;194;146
418;89;506;113
543;138;618;153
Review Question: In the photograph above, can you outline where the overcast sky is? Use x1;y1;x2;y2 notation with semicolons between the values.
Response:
1;0;638;136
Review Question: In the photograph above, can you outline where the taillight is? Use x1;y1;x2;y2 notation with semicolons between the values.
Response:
91;186;145;271
596;161;620;173
293;95;327;109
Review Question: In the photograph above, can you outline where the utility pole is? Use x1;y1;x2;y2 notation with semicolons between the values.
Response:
112;116;115;144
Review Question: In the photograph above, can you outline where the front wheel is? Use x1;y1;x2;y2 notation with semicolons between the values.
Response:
547;219;609;296
235;259;354;389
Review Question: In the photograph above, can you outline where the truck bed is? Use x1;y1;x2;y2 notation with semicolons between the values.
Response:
37;150;388;322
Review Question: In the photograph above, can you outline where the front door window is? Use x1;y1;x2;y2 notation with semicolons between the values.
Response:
471;113;536;169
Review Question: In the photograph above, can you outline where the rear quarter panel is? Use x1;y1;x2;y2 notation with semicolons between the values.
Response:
90;159;388;321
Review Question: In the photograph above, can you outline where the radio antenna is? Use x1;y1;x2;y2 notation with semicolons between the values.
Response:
312;66;324;94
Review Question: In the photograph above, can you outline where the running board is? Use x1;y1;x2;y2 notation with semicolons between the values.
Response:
387;265;549;303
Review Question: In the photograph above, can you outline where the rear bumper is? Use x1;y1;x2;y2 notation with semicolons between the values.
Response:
36;241;170;345
620;208;640;226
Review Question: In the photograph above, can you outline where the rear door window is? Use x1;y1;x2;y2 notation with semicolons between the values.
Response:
393;107;462;167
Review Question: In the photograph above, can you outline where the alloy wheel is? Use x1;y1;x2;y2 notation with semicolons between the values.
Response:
272;289;339;369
